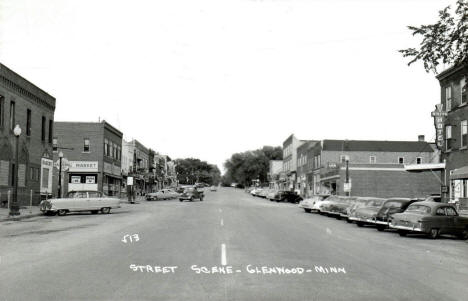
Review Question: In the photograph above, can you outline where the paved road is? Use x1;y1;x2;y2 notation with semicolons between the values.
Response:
1;188;467;301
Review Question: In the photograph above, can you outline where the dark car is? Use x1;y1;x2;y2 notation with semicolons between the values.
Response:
390;201;468;239
274;191;303;203
374;198;420;231
179;187;204;202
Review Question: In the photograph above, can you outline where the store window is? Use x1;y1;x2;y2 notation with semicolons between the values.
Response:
461;120;467;148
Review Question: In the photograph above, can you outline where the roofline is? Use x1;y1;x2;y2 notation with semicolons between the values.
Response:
436;63;467;81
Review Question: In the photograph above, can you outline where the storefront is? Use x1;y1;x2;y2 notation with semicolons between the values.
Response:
103;162;122;196
40;156;53;199
450;166;468;210
67;161;99;193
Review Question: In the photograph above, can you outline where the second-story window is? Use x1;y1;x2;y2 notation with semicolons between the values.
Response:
83;138;90;152
48;120;53;143
416;157;422;164
398;157;404;164
104;139;109;156
370;156;376;164
0;95;4;128
53;138;58;152
445;86;452;111
461;120;468;148
109;142;113;158
461;77;467;105
26;109;31;136
41;116;46;141
9;101;15;130
446;125;452;151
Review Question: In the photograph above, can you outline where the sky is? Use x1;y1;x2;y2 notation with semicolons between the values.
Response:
0;0;455;172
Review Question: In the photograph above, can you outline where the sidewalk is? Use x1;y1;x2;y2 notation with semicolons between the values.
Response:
0;206;42;222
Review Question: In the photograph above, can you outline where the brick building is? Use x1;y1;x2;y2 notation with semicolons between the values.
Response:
308;139;440;198
281;134;312;191
435;64;468;207
0;63;55;206
122;139;149;195
52;121;123;197
296;140;318;197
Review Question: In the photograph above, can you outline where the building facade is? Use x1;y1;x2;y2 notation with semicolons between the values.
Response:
52;121;123;197
309;139;440;198
122;139;150;195
0;63;56;206
268;160;283;190
281;134;308;191
296;141;318;197
436;64;468;207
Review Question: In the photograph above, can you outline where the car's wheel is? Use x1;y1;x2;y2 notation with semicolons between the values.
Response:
335;215;341;220
91;210;98;214
398;230;408;237
179;199;183;202
57;209;67;216
346;218;352;223
190;197;194;202
457;228;468;240
376;226;385;232
304;208;311;213
101;207;111;214
356;221;364;227
200;197;204;201
428;228;439;239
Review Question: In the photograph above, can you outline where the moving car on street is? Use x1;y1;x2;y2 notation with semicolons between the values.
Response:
146;189;180;201
39;191;121;216
374;198;420;231
179;187;204;202
389;201;468;239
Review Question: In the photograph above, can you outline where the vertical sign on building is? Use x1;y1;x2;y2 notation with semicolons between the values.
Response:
431;104;447;149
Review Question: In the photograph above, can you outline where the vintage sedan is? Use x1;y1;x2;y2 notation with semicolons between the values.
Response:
179;187;204;202
389;201;468;239
146;189;180;201
39;191;121;216
374;198;420;231
323;196;357;219
348;197;386;226
273;191;303;203
298;195;329;213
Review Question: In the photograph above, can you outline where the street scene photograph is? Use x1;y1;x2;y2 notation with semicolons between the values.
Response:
0;0;467;300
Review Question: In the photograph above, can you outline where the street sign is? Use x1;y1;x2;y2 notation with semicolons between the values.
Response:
127;177;134;186
54;158;70;171
343;180;352;192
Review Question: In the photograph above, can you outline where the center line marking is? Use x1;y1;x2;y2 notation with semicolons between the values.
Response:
220;219;224;226
221;244;227;266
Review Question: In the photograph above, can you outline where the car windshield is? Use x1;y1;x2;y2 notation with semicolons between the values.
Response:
366;199;384;206
406;205;431;214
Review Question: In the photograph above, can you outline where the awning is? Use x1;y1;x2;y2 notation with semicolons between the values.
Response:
320;174;340;182
450;166;468;180
404;163;445;172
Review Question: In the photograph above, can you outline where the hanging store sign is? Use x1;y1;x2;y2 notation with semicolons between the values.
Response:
431;104;447;149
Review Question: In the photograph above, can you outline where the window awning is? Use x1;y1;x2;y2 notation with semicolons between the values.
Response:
450;166;468;180
404;163;445;172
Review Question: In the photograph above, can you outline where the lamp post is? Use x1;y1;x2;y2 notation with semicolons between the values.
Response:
10;124;22;216
58;151;63;198
345;156;350;196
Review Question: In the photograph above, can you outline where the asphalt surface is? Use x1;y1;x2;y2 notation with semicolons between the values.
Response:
1;188;467;301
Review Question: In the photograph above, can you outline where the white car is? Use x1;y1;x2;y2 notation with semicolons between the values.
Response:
299;195;329;213
146;189;180;200
210;186;217;191
39;191;121;216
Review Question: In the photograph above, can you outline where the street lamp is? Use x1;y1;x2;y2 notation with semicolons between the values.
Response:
58;151;63;198
10;124;22;216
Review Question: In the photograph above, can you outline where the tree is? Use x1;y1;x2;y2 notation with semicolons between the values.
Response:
399;0;468;73
175;158;221;185
222;146;283;187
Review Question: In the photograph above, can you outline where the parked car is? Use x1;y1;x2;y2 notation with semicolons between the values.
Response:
210;186;217;191
374;198;420;231
251;188;263;197
273;191;303;203
344;197;385;223
257;189;269;198
266;190;278;200
298;195;329;213
39;191;121;216
389;201;468;239
348;197;386;226
146;189;180;201
179;187;204;202
322;196;357;219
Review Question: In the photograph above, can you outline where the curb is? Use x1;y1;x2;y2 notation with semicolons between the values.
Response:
0;212;43;222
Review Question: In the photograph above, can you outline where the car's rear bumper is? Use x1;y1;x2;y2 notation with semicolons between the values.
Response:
389;224;422;232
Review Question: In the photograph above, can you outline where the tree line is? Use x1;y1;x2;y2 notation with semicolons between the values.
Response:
175;158;221;186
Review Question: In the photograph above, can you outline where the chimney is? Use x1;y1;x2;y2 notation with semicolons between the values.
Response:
418;135;425;142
